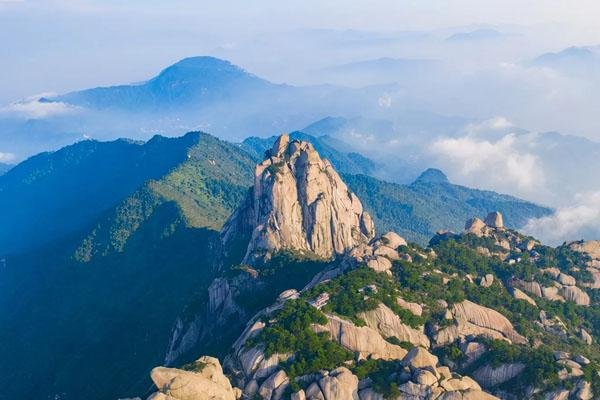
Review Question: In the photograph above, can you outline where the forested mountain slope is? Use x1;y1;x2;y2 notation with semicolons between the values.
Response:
140;136;600;400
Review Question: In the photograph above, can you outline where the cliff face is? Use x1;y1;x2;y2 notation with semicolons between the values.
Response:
142;136;599;400
222;134;375;265
140;200;600;400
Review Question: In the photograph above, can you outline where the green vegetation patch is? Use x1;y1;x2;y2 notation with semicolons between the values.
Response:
303;267;426;329
181;359;207;372
352;359;405;399
464;339;559;392
248;300;353;379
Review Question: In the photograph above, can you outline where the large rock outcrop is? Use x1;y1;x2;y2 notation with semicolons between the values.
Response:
358;303;430;348
149;356;242;400
435;300;527;345
472;363;525;388
318;367;360;400
483;212;504;229
563;285;590;306
465;217;487;236
315;314;408;360
222;134;375;264
465;212;504;237
257;369;289;400
569;240;600;260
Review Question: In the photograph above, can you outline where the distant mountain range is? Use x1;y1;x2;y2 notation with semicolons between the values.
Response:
0;133;202;255
2;54;599;211
446;28;504;41
0;56;465;162
56;56;277;111
345;170;551;244
3;55;597;214
531;45;600;78
295;115;600;208
2;55;597;242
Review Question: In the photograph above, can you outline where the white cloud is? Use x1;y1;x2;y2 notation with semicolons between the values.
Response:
429;131;545;196
378;93;392;108
0;152;15;163
465;116;513;135
0;93;81;119
523;191;600;245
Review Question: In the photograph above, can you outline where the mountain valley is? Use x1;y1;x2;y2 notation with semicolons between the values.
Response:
0;132;594;400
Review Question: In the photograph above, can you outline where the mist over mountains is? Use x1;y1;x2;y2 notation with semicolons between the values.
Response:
2;4;600;400
1;29;600;243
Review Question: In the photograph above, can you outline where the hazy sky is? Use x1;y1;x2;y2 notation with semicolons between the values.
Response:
2;0;600;243
2;0;600;103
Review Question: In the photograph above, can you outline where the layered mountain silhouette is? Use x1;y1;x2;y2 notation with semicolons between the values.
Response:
56;57;277;110
0;56;461;160
532;45;600;78
0;133;205;255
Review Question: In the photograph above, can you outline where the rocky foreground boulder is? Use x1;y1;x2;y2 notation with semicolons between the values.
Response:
314;313;409;361
146;346;502;400
148;356;242;400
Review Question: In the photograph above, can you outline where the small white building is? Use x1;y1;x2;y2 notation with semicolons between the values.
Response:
310;292;330;309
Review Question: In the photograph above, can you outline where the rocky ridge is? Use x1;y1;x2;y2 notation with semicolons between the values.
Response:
164;135;378;365
141;137;598;400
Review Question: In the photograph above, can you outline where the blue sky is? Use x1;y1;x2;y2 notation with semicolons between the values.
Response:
1;0;599;103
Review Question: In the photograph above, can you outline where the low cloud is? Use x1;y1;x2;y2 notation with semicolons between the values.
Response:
429;124;545;198
523;191;600;245
0;93;81;119
378;93;392;108
0;152;15;163
464;116;513;135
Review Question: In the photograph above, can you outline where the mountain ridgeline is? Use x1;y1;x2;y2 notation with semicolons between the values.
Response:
0;132;256;400
2;56;407;159
242;132;552;245
0;132;564;400
56;57;276;111
0;133;199;255
143;135;600;400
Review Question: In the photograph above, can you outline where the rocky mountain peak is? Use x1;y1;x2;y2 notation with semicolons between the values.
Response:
222;134;375;265
414;168;449;184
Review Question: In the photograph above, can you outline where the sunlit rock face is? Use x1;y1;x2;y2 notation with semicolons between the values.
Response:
222;133;375;265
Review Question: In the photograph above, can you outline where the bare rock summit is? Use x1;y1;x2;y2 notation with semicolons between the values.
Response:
222;134;375;265
484;211;504;229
